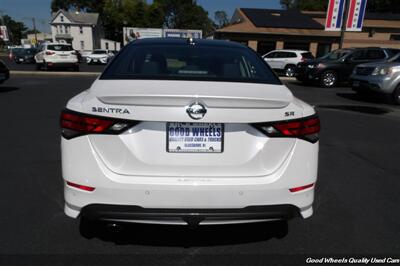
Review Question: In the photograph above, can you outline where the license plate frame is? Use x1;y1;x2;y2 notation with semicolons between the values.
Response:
166;122;224;153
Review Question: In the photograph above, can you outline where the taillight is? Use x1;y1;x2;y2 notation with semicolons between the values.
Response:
60;109;138;139
66;181;95;192
289;183;314;193
46;51;55;55
252;115;320;143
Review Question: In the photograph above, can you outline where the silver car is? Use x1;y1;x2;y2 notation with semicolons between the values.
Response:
351;53;400;104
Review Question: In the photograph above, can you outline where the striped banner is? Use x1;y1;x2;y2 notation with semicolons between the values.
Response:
346;0;367;31
325;0;346;31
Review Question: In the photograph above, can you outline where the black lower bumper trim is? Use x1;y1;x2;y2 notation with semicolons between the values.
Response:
80;204;300;226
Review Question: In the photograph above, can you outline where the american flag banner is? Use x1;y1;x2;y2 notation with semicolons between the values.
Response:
325;0;346;31
346;0;368;31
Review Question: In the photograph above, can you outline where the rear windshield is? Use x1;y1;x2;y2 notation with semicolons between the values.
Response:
12;48;24;55
101;44;281;84
21;49;38;55
47;45;72;51
301;52;314;60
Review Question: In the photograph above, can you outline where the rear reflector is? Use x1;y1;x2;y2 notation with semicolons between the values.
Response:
252;114;320;143
66;181;95;192
60;109;138;139
289;183;314;193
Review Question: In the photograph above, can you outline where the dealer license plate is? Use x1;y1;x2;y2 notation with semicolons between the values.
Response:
167;122;224;153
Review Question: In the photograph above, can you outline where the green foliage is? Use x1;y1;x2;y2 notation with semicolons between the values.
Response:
153;0;214;35
51;0;216;40
1;15;28;45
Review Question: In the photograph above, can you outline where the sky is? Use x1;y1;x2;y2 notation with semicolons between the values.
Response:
0;0;282;33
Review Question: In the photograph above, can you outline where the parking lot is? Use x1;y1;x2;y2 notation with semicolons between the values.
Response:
0;71;399;265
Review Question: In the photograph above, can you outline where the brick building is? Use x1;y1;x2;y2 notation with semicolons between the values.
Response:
214;8;400;57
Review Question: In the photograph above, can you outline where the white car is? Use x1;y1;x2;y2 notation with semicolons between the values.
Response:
263;50;314;77
35;43;79;71
86;49;114;65
61;39;319;231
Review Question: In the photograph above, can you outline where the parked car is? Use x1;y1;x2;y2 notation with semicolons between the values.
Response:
61;38;320;232
263;50;314;77
86;49;114;65
351;52;400;104
8;48;24;62
34;43;79;71
296;47;400;88
0;59;10;84
13;48;38;64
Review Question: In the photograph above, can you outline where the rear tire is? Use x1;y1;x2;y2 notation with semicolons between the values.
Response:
284;65;296;77
35;63;41;70
392;86;400;105
320;70;337;88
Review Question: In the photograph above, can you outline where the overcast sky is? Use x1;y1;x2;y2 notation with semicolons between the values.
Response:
0;0;281;32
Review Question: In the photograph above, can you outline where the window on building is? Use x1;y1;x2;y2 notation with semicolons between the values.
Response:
60;16;64;22
60;25;64;34
390;34;400;41
283;42;310;51
105;42;109;50
79;26;83;34
257;41;276;56
80;41;85;50
316;43;331;58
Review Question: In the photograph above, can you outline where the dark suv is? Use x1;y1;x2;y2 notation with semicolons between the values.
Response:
296;47;400;88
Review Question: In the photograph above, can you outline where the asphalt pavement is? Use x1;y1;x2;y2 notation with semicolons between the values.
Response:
0;73;399;265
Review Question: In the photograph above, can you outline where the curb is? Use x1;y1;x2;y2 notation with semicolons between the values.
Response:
10;70;101;76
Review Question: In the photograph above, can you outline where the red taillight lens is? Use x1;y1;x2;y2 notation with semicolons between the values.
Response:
66;181;95;192
289;183;314;193
46;51;55;55
253;115;320;143
60;109;137;139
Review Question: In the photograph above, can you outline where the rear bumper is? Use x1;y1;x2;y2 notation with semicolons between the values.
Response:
295;67;321;82
62;134;318;223
80;204;300;226
350;75;396;94
47;62;79;68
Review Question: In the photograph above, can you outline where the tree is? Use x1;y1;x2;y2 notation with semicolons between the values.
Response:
1;15;28;44
51;0;106;12
154;0;214;35
214;10;229;29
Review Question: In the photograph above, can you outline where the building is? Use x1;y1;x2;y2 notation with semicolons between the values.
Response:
100;38;121;51
27;32;52;45
50;10;104;51
215;8;400;57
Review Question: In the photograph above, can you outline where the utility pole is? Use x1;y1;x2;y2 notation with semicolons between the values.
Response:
339;0;350;49
32;17;38;47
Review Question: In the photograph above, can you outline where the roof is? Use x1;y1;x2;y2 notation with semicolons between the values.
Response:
128;38;248;49
306;11;400;21
240;8;324;30
51;10;99;25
